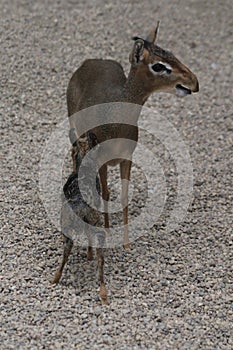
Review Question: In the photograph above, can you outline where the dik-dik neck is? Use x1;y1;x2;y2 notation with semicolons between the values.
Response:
123;67;152;105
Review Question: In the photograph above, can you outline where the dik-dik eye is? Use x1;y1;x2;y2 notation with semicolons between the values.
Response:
149;62;172;75
152;63;166;72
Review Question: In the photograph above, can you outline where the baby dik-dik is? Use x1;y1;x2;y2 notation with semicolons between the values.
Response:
52;132;108;304
67;22;199;248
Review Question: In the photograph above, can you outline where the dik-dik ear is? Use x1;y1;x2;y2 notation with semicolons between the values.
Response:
146;21;160;44
88;132;99;147
129;39;146;66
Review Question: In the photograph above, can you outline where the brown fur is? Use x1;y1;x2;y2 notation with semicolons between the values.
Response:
66;25;199;248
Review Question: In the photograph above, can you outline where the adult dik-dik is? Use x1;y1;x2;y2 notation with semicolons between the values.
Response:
67;23;199;248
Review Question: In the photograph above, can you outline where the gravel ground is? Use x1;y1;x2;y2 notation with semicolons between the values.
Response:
1;1;233;349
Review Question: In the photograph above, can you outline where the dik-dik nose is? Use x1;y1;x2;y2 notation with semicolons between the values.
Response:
191;73;199;93
193;79;199;93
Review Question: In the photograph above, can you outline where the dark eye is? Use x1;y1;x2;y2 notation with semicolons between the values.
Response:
151;63;172;74
151;63;166;72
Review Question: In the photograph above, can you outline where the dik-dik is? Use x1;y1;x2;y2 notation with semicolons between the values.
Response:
67;22;199;249
53;132;108;304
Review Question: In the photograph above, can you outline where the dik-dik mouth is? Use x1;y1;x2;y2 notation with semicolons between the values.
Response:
176;84;192;97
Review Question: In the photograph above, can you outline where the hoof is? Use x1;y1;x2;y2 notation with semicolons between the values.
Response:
51;271;61;284
123;242;131;249
100;285;108;305
101;297;109;305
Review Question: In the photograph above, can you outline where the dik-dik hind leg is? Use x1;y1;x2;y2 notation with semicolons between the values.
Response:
96;231;108;304
52;236;73;284
99;164;110;234
120;160;132;249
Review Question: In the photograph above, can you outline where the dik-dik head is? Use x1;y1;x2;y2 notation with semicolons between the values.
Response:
130;22;199;98
70;130;99;172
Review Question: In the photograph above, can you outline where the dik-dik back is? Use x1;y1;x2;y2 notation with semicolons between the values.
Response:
67;59;126;117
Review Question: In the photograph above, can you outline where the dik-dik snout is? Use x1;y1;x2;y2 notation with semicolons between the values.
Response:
130;22;199;99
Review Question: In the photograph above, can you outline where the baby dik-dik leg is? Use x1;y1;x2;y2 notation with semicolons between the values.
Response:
87;231;94;261
96;230;108;305
99;164;110;235
52;236;73;284
120;159;132;249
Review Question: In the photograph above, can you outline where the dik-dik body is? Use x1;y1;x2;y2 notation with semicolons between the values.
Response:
67;22;199;248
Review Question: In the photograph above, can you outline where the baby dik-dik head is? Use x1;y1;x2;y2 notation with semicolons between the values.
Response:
130;22;199;98
65;131;101;209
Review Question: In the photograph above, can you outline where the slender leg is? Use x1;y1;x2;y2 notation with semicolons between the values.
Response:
87;229;94;261
52;236;73;283
96;230;108;304
120;160;132;249
87;245;94;261
71;146;76;171
99;164;110;234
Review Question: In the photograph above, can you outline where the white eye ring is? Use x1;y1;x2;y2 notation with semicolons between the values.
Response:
149;61;172;75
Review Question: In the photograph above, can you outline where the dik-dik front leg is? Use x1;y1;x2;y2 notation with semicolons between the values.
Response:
52;236;73;284
99;164;110;234
120;159;132;249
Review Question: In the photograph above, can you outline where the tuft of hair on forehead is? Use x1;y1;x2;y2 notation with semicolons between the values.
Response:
153;45;177;63
132;36;177;64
